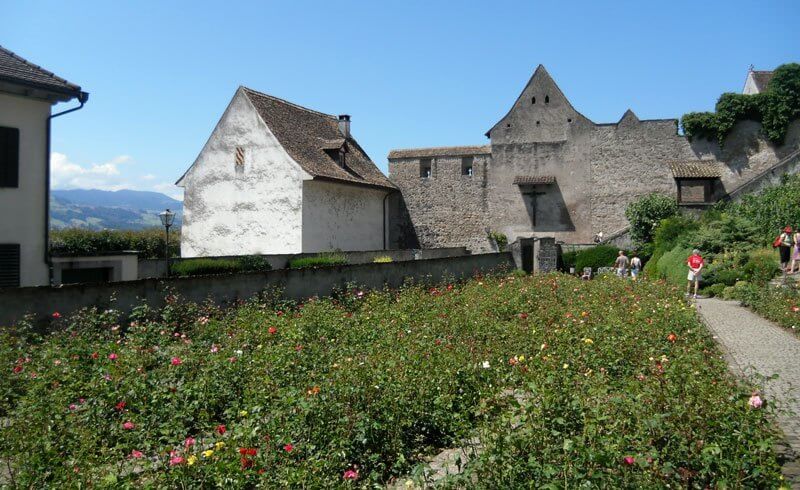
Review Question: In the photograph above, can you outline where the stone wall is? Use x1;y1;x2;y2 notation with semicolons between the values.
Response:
0;252;513;328
388;67;800;253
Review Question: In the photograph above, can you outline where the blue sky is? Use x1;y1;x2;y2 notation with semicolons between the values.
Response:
6;0;799;200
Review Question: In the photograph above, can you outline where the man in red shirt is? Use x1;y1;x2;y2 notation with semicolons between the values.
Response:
687;249;704;299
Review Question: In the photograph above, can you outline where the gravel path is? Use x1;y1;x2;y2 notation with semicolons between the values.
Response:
696;298;800;486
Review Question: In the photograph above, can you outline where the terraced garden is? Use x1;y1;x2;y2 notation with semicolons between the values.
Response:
0;274;782;487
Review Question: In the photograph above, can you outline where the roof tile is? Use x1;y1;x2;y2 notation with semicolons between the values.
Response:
388;145;491;159
0;45;82;96
669;161;722;179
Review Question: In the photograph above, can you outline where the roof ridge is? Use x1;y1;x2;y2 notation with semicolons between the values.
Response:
388;144;490;152
241;86;337;120
0;44;78;89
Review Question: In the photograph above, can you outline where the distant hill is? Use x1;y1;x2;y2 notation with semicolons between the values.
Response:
50;189;183;230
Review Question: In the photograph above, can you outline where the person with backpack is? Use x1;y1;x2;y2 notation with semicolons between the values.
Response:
774;226;793;273
687;249;704;299
614;250;629;278
630;253;642;281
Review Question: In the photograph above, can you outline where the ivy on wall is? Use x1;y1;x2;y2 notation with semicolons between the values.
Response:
681;63;800;145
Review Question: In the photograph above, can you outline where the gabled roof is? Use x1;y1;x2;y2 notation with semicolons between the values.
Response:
387;145;491;159
242;87;396;190
513;175;556;185
0;45;84;100
749;70;774;93
669;161;722;179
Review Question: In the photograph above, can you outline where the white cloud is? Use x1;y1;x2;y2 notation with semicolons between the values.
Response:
50;152;183;200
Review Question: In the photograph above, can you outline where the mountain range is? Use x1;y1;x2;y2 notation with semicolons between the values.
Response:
50;189;183;230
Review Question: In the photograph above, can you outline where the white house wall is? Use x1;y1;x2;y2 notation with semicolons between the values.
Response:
179;89;309;257
301;180;387;252
0;93;50;286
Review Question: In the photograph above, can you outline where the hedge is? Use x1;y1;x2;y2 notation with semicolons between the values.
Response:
50;228;179;259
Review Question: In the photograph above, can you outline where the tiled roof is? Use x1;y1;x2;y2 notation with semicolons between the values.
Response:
243;88;396;190
751;70;774;93
513;175;556;185
387;145;491;159
0;45;82;97
669;161;722;179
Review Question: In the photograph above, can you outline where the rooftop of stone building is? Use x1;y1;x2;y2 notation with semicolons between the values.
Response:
669;161;723;179
387;145;492;159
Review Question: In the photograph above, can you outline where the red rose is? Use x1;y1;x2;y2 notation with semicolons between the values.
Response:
216;424;226;435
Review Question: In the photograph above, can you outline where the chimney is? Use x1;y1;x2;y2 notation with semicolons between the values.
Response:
338;114;351;138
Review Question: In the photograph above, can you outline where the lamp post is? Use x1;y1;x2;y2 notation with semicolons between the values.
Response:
159;208;175;277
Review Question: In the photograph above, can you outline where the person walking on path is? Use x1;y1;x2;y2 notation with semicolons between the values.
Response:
776;226;793;273
687;249;704;298
614;250;629;278
790;228;800;274
630;253;642;281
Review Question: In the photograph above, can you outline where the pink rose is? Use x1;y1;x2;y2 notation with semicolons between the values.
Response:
169;456;185;466
343;469;359;480
749;394;763;409
185;436;196;448
171;357;182;366
210;344;219;353
623;456;635;466
68;404;77;411
108;353;118;361
283;443;294;452
130;450;144;459
122;421;135;430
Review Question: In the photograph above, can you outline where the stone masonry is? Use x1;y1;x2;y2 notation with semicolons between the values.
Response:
388;66;800;252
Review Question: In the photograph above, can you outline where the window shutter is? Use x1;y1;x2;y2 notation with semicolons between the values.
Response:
0;244;20;287
0;127;20;188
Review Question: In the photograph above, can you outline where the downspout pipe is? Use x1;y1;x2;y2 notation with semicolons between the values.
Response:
382;190;394;250
45;91;89;284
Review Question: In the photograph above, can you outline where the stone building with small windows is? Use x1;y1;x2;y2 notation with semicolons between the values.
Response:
388;65;800;252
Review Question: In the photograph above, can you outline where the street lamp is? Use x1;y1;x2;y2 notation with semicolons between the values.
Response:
159;208;176;277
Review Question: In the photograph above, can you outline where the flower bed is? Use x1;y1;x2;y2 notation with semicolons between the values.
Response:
733;281;800;336
0;275;781;487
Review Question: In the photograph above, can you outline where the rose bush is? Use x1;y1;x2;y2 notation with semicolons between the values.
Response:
0;274;781;487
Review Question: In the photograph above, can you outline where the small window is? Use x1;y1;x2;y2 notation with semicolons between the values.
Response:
545;95;550;104
567;118;572;123
536;121;540;125
235;146;245;167
461;157;474;177
506;123;511;128
0;244;20;287
420;158;432;178
0;126;20;188
531;97;536;104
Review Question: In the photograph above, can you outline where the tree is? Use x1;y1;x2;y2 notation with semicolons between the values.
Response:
625;193;679;247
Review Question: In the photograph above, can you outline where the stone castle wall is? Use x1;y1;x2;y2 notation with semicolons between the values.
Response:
388;66;800;253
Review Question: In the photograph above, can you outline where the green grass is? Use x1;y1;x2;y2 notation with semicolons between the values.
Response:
288;252;347;269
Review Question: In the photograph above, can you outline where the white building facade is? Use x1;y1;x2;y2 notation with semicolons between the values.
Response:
0;46;86;287
177;87;396;257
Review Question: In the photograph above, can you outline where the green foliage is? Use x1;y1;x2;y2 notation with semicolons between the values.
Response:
625;193;679;247
701;283;727;298
734;282;800;334
653;216;698;253
236;255;273;272
742;248;780;284
289;252;348;269
171;258;241;276
372;256;393;263
574;245;620;272
681;111;718;141
50;227;180;259
681;63;800;144
561;250;579;270
487;231;508;251
737;173;800;243
0;275;782;487
690;213;760;254
656;246;694;286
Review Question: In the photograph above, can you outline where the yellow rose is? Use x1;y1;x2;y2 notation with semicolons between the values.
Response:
202;449;214;458
215;441;226;450
239;410;248;417
187;455;197;466
583;338;594;344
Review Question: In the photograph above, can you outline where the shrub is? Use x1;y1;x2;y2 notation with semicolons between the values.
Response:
289;252;347;269
487;231;508;251
737;173;800;243
373;256;393;263
656;246;693;287
625;194;679;247
50;228;180;259
574;245;620;272
561;250;579;271
681;111;718;141
653;216;698;254
171;258;241;276
236;255;273;272
701;283;726;297
742;247;780;284
735;282;800;334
